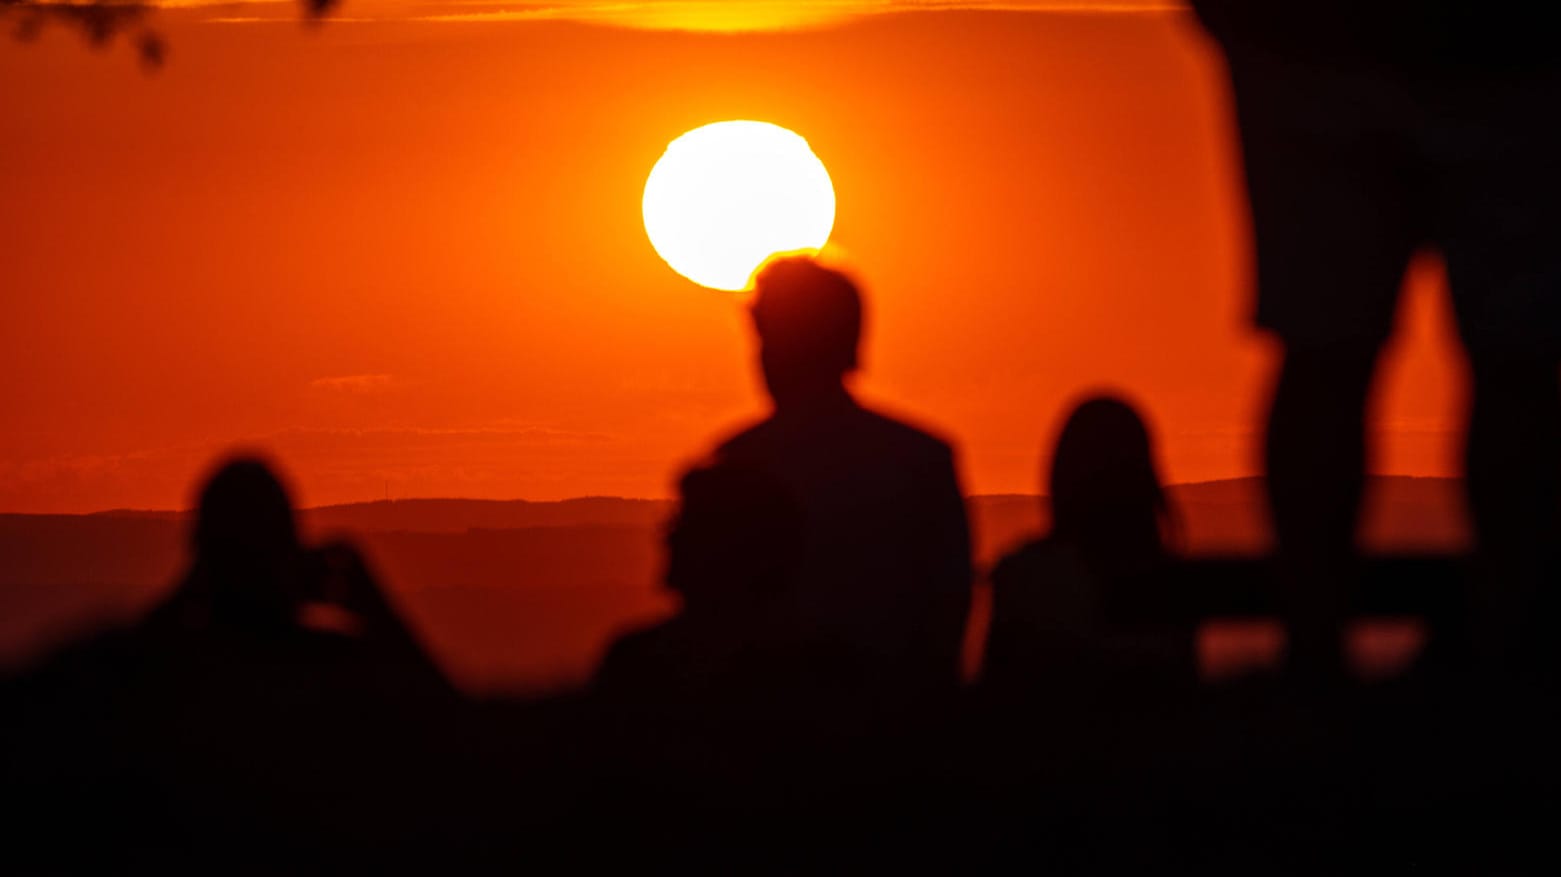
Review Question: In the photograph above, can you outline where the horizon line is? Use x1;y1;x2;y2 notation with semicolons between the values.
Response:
1;473;1463;518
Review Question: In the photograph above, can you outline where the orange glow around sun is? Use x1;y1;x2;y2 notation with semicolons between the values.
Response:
642;120;837;291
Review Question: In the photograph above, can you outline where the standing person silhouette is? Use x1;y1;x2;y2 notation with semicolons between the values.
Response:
1192;2;1561;680
712;256;973;696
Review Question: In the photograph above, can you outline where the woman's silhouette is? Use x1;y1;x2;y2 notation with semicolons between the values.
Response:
12;455;456;867
146;457;308;634
142;457;437;671
982;395;1195;693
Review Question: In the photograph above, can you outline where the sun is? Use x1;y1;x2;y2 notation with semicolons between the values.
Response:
643;121;836;291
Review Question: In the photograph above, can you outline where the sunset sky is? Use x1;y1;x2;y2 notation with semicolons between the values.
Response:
0;0;1466;512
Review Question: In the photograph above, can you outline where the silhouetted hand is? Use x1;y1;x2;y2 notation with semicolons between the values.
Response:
309;540;398;627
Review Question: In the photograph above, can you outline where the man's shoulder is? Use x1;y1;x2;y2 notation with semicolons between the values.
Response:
712;416;777;458
853;404;955;461
711;402;955;466
992;537;1068;583
607;618;681;658
595;619;683;687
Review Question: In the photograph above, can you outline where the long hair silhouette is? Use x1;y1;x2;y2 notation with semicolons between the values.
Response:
186;456;305;630
1049;395;1177;572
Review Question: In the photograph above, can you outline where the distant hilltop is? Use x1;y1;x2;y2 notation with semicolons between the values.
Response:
88;495;672;532
69;475;1468;553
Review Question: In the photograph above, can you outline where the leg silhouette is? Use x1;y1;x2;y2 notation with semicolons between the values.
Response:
1265;345;1379;681
1465;351;1561;671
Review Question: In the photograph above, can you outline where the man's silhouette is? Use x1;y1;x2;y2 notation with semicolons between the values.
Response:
1193;2;1561;679
712;256;972;693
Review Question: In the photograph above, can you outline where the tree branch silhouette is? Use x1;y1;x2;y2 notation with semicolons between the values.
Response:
2;1;341;71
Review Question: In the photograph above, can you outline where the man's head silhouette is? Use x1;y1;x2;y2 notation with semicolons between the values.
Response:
749;255;863;408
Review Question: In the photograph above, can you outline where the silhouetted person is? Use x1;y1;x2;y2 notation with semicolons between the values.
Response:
145;457;308;634
10;456;456;867
983;396;1194;693
711;256;972;694
594;462;812;699
1192;2;1561;680
146;457;449;700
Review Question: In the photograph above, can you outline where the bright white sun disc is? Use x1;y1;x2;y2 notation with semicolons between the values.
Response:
643;120;836;291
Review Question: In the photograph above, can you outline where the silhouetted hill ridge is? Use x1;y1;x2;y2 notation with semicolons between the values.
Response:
70;474;1457;532
86;495;673;531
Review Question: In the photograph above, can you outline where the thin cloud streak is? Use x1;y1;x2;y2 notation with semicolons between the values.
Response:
418;2;1182;33
309;373;398;393
168;0;1184;31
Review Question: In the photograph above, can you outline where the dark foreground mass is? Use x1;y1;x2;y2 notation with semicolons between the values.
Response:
5;612;1558;874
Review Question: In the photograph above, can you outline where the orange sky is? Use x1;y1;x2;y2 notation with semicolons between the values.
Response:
0;2;1466;512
